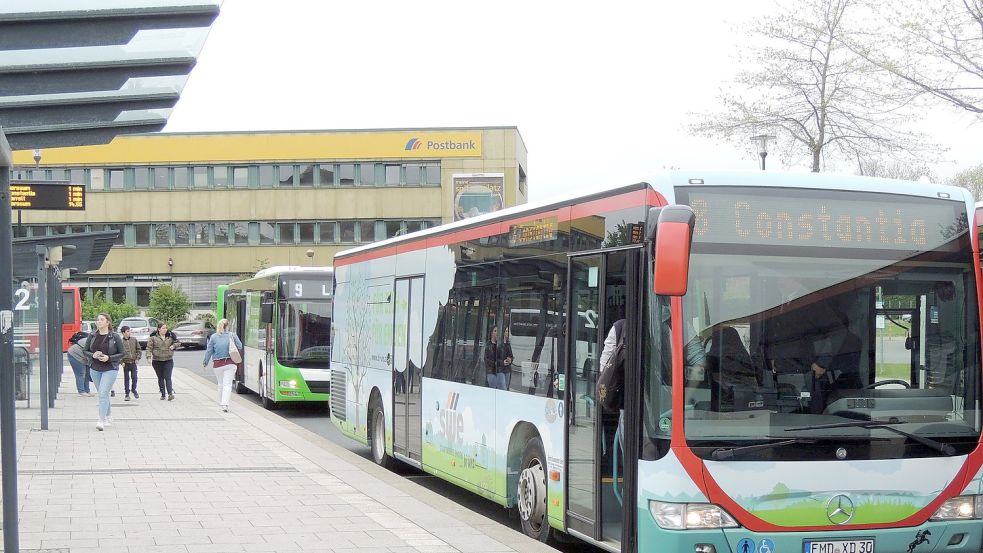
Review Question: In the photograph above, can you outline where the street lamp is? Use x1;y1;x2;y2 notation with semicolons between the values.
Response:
305;249;315;266
750;134;776;171
32;149;41;172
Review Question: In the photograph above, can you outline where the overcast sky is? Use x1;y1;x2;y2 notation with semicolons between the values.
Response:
164;0;983;202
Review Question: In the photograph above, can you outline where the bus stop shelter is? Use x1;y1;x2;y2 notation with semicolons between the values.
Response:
0;3;220;551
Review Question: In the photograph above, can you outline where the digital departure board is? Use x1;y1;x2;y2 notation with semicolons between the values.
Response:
678;187;965;252
281;278;332;300
508;216;558;247
10;181;85;211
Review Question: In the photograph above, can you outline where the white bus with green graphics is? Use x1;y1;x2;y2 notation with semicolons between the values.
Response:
218;266;333;409
330;173;983;552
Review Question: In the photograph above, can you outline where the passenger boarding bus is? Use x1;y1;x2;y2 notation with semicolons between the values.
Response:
330;173;983;552
219;266;333;409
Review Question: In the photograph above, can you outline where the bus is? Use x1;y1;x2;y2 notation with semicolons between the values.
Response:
61;285;81;352
330;172;983;552
218;266;333;409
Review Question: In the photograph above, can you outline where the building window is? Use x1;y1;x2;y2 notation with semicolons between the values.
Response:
385;164;400;185
359;163;376;186
339;221;355;243
407;220;426;234
318;164;335;186
359;221;376;243
518;166;527;197
339;164;355;185
174;223;191;245
108;169;125;190
193;166;209;188
319;222;335;243
173;167;189;189
278;165;295;187
111;288;126;303
259;222;274;245
104;224;125;246
154;223;171;246
298;222;315;244
405;164;422;185
136;287;152;307
232;167;248;188
425;164;441;185
259;165;275;188
12;225;28;238
134;168;150;189
70;225;87;234
194;223;212;246
153;167;170;189
214;222;231;245
69;168;86;187
385;221;403;239
214;166;229;188
232;222;249;245
298;165;314;186
278;222;296;244
134;224;151;246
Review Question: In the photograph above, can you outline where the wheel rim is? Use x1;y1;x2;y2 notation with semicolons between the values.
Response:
372;410;385;463
517;457;547;530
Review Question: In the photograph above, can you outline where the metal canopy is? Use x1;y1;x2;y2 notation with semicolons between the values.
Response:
11;231;118;279
0;0;220;150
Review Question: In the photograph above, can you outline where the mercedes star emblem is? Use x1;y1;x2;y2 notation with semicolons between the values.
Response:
826;494;856;525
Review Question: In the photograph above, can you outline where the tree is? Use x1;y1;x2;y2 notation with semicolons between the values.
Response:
854;0;983;116
82;291;138;324
856;158;936;181
690;0;933;172
147;285;191;325
343;277;370;432
947;164;983;199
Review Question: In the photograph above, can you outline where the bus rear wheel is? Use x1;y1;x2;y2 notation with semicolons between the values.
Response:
517;436;550;542
370;403;393;469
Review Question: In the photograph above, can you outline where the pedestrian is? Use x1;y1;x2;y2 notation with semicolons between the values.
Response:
202;318;242;413
147;322;180;401
119;325;142;401
66;330;93;396
84;312;124;431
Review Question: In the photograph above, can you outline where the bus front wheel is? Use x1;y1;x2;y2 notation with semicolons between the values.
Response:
517;437;550;542
370;403;393;469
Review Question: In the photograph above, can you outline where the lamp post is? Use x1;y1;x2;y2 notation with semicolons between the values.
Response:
750;134;776;171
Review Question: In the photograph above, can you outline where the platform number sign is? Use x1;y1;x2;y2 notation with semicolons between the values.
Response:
14;288;31;311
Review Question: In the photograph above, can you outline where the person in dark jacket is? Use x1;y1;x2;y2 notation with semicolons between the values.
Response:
84;313;124;431
67;331;92;396
146;322;180;401
484;326;511;390
119;325;142;401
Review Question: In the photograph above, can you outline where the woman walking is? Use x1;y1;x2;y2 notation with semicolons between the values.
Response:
147;322;180;400
67;330;93;396
202;318;242;413
84;313;124;430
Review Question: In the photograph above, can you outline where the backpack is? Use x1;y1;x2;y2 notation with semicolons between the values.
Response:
228;334;242;363
596;321;626;411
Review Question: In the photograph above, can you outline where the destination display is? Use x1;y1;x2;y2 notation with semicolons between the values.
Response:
282;278;332;300
10;182;85;211
508;216;558;247
680;188;965;251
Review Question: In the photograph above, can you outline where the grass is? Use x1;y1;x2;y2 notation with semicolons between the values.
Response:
753;500;920;525
875;362;911;381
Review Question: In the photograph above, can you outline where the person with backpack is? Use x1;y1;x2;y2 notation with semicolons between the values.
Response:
202;318;243;413
147;322;180;401
84;313;125;431
119;325;142;401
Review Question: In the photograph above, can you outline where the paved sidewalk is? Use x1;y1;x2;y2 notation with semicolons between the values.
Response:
0;365;558;553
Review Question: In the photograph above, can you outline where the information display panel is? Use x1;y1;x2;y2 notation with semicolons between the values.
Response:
10;181;85;211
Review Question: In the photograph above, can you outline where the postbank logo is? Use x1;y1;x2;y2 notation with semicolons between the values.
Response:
403;136;478;152
404;138;423;151
440;391;464;444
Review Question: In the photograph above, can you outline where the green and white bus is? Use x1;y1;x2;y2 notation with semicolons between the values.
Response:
218;266;333;409
331;172;983;552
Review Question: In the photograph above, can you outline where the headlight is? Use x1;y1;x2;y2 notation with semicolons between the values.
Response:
649;501;739;530
931;495;981;521
278;380;298;389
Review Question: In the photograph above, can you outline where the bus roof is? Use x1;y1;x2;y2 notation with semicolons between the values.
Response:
253;265;333;279
227;266;333;293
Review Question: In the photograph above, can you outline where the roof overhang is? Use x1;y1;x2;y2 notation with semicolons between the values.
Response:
12;231;118;278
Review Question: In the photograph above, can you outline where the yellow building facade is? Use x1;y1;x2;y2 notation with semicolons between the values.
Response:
11;127;528;309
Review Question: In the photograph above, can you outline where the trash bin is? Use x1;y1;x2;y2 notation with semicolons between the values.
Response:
14;347;30;401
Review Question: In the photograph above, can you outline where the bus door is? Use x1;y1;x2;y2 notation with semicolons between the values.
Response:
393;276;424;463
566;248;642;550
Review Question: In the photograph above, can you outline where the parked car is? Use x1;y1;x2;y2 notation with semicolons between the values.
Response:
80;320;95;334
172;320;215;349
118;317;160;349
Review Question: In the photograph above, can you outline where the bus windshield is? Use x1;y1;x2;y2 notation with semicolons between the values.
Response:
276;300;332;368
673;186;981;460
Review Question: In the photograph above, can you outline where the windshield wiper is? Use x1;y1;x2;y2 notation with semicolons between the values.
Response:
785;420;956;456
711;438;817;461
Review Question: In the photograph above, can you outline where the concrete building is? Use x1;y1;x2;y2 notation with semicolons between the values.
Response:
10;127;528;310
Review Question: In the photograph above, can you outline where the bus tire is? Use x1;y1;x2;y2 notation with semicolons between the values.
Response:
370;403;393;469
233;380;245;394
517;436;551;542
262;393;278;411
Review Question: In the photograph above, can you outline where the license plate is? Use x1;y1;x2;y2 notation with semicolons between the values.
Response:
803;539;874;553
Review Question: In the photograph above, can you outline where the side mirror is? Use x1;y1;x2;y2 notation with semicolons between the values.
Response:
260;302;274;324
651;205;696;296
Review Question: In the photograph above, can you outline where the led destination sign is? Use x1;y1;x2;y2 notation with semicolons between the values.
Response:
282;279;332;300
683;188;964;251
509;216;559;247
10;182;85;211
